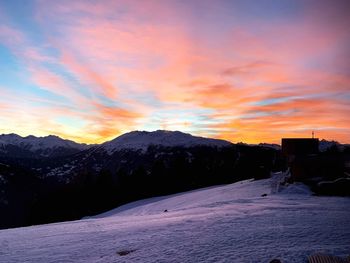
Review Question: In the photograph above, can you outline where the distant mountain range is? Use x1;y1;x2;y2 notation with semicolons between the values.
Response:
0;130;231;158
0;133;90;158
1;131;347;158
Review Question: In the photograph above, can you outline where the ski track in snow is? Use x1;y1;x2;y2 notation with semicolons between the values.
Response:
0;179;349;263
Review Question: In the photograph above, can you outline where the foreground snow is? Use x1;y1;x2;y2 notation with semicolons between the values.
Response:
0;178;349;263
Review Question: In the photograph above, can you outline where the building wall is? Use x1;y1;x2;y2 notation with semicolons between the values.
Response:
282;138;319;156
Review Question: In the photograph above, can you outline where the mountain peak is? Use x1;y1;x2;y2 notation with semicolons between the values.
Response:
101;130;232;154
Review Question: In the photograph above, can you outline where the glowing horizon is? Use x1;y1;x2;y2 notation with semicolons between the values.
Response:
1;0;349;144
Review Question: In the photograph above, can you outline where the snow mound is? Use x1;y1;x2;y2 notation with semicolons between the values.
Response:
101;130;232;154
279;182;313;195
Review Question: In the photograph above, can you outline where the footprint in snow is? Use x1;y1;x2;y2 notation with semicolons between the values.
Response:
117;249;136;256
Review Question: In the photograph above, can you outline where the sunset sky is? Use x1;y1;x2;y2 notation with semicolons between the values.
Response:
0;0;349;144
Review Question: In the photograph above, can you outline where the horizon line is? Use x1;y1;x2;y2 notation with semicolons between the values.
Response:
1;130;346;146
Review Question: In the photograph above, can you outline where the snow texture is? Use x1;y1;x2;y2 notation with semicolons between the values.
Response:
0;177;349;263
101;130;232;154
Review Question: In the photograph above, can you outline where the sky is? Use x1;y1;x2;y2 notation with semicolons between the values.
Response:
0;0;349;144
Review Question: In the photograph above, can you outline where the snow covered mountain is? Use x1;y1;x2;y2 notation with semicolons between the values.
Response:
258;143;281;150
0;133;91;158
29;130;235;180
1;177;349;263
318;139;344;152
0;130;232;158
101;130;232;154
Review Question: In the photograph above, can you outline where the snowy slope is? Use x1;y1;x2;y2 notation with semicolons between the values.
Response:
101;130;232;154
0;178;349;263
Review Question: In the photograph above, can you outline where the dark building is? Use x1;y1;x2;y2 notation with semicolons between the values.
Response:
282;138;319;157
282;138;320;181
282;138;348;195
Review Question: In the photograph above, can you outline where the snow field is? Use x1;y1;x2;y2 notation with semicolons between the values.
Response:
0;178;349;263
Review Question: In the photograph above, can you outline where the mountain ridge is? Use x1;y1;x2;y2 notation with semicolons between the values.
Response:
100;130;232;155
0;133;90;149
0;133;91;158
1;131;348;157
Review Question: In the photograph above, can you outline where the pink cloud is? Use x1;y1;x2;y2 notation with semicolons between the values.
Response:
60;51;118;99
